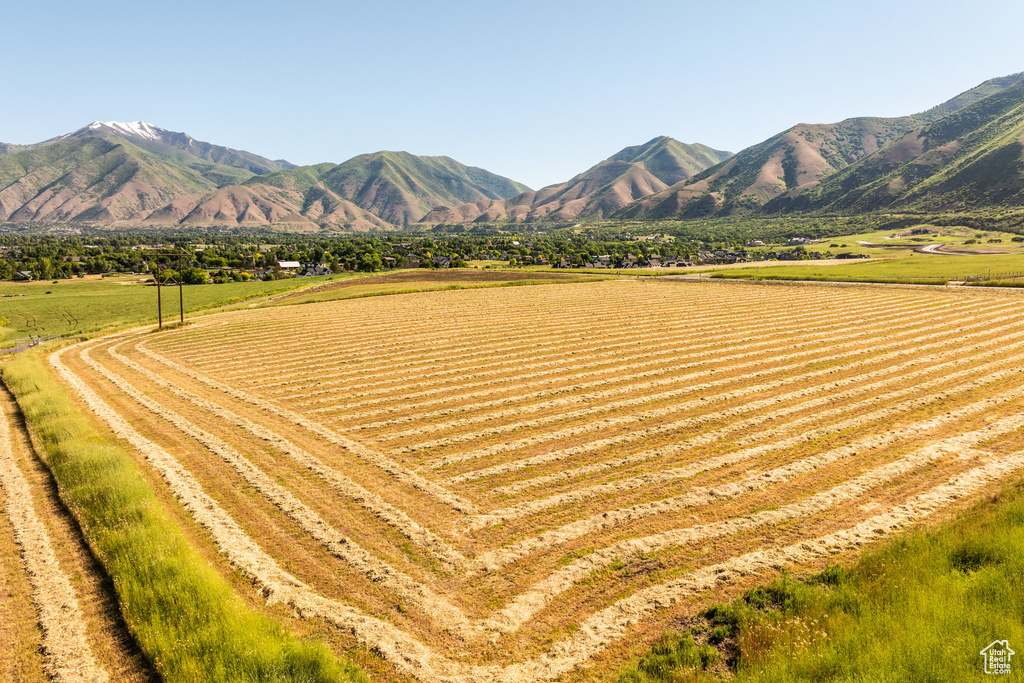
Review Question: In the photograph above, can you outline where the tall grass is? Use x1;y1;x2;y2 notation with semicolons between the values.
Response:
618;477;1024;682
1;351;365;683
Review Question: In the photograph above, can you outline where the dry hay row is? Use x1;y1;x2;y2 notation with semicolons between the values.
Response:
356;294;957;436
498;333;1024;496
277;290;947;407
164;282;862;369
105;341;467;572
48;345;452;679
457;363;1024;533
427;304;1011;473
350;301;995;434
130;343;478;515
75;345;480;641
162;283;673;358
93;332;989;644
511;450;1024;683
403;314;1003;459
113;332;1024;594
261;300;872;403
82;337;1024;642
50;340;1024;682
305;295;989;421
477;412;1024;632
0;386;109;682
193;284;920;388
453;316;1024;484
175;289;682;372
472;366;1024;568
217;288;911;392
223;283;955;382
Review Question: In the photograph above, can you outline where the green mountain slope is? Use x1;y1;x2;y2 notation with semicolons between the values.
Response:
772;77;1024;213
142;179;392;231
619;72;1024;220
0;137;218;222
316;151;531;226
54;121;295;176
0;121;303;224
420;137;731;223
139;154;529;229
0;143;25;157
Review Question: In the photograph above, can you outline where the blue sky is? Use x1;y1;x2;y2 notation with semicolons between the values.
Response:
4;0;1024;188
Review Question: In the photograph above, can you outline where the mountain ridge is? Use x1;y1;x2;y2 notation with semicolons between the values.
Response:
140;151;534;229
617;72;1024;220
419;136;731;224
766;76;1024;214
5;71;1024;230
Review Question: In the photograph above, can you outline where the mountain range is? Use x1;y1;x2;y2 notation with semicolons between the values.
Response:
618;72;1024;220
2;70;1024;229
420;137;731;223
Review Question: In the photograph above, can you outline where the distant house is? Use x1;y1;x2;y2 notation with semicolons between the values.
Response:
382;256;397;269
276;261;301;269
430;256;451;268
13;271;33;281
298;262;330;277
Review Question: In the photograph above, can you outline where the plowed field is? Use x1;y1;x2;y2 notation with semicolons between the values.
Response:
53;279;1024;682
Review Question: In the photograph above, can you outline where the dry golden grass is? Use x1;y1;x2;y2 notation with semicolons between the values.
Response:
54;279;1024;682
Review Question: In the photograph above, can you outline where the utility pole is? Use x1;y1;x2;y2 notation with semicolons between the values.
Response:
178;249;185;324
152;247;189;329
156;262;163;329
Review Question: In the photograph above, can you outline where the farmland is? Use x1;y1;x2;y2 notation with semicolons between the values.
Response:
0;274;328;344
25;277;1022;681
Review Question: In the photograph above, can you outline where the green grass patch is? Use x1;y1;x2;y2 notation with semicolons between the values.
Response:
713;252;1024;285
618;477;1024;682
1;352;364;682
0;275;341;344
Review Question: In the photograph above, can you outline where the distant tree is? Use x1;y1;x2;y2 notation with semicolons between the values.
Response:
180;267;209;285
357;252;382;272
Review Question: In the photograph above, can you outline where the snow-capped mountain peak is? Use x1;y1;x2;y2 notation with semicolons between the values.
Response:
85;120;165;142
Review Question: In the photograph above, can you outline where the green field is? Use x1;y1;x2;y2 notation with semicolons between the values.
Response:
714;254;1024;285
703;226;1024;284
0;274;349;345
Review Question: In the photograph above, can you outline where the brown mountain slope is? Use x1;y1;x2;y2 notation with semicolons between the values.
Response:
141;182;391;231
618;118;918;219
0;137;216;223
314;151;531;226
51;121;295;176
618;72;1024;219
137;152;529;230
419;137;730;224
0;121;302;224
769;76;1024;213
0;124;530;228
